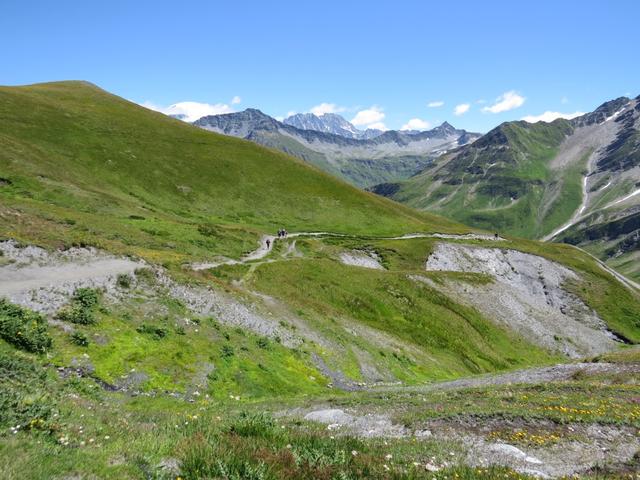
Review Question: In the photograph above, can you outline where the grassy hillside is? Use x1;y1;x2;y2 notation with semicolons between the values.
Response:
1;82;640;478
0;81;463;266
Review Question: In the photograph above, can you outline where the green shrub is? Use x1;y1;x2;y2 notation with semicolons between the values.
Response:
221;345;235;358
56;288;100;325
72;288;99;309
197;223;219;237
116;273;132;289
136;323;168;339
256;337;269;349
0;299;52;353
70;331;89;346
57;303;96;325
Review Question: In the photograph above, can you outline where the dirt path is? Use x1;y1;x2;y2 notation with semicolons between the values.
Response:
0;258;141;296
0;241;144;312
373;361;638;393
572;244;640;292
192;235;277;270
191;231;505;271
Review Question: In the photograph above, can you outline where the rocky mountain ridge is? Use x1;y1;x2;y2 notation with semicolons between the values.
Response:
194;109;481;187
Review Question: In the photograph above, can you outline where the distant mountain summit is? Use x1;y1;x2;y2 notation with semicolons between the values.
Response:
283;112;375;139
194;109;480;187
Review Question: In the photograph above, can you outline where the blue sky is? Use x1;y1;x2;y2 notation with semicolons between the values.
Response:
1;0;638;132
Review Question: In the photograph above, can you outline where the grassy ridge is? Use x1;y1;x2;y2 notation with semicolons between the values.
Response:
0;81;464;265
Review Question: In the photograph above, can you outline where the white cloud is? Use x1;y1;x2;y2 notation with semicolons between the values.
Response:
351;106;385;128
231;96;242;105
309;102;346;116
365;122;388;131
141;101;234;122
482;91;526;114
454;103;470;116
285;111;297;118
401;118;432;131
427;101;444;108
521;111;585;123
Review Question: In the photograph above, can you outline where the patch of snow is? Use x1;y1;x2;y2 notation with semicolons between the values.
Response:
604;107;626;122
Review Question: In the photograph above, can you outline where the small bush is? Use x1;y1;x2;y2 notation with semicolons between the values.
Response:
0;300;52;353
70;331;89;346
116;273;132;289
57;303;96;325
256;337;269;349
73;288;99;309
57;288;100;325
136;323;168;339
221;345;235;358
197;223;219;237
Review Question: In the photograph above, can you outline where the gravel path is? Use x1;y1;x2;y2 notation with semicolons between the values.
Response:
0;241;144;313
190;231;505;271
374;361;638;393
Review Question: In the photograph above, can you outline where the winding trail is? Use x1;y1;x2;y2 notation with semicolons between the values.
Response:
572;244;640;292
190;231;505;271
191;229;639;296
372;361;639;394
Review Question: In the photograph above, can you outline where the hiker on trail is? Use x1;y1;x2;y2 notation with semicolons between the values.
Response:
266;238;271;248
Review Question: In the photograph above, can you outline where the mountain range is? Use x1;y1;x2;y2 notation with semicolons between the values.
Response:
372;96;640;280
194;110;481;187
283;112;383;139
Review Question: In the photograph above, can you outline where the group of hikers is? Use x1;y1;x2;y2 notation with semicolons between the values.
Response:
265;228;289;249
